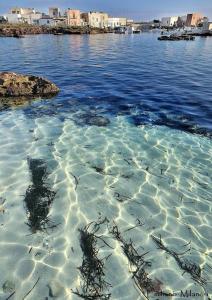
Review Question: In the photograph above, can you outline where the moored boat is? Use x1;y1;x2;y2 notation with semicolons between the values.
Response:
114;27;126;34
158;34;195;41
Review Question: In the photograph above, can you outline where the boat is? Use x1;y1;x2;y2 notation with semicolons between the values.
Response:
158;34;195;41
13;34;25;38
53;32;63;35
133;30;141;34
127;26;141;34
114;27;126;34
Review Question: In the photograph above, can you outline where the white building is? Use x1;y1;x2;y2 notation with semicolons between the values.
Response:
5;13;23;23
38;16;54;26
6;7;43;24
161;16;178;27
9;7;35;15
81;12;108;28
108;17;127;28
202;18;212;31
49;7;60;18
23;13;43;25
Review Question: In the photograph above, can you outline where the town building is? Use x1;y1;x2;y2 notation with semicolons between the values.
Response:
53;17;67;26
7;7;43;24
177;15;187;27
108;17;127;28
23;12;43;25
49;8;60;18
9;7;35;15
66;9;81;26
186;13;203;26
0;16;7;24
161;16;178;27
81;12;108;28
4;13;23;23
126;19;134;25
202;17;212;31
38;16;54;26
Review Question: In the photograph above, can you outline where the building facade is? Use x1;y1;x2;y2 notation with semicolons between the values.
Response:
161;16;178;27
0;16;8;23
8;7;43;24
82;12;108;28
10;7;35;15
49;8;60;18
202;18;212;31
5;13;23;23
186;13;203;26
53;17;67;26
23;13;43;25
66;9;81;26
177;15;187;27
38;16;54;26
108;17;127;28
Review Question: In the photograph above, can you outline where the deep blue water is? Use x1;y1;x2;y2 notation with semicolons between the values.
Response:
0;33;212;136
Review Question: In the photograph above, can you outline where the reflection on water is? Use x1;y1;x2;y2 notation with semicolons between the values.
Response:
0;34;211;299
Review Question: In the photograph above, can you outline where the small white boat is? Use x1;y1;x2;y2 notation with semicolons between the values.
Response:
127;26;141;34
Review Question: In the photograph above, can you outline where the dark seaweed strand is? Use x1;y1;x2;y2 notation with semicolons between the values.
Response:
151;235;206;286
109;222;160;300
24;158;56;233
73;219;111;300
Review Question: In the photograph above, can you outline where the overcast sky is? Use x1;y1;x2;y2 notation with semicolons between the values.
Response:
1;0;212;21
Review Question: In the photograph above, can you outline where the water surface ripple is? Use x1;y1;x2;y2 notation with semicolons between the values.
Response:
0;33;211;300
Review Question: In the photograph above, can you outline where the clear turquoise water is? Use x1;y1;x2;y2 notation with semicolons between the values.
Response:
0;33;211;300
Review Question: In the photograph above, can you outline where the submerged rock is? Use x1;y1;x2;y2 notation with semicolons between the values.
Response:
74;113;110;127
86;115;110;127
0;72;59;98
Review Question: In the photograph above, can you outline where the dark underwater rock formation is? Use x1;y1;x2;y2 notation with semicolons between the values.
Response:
86;115;110;127
74;113;110;127
0;72;59;98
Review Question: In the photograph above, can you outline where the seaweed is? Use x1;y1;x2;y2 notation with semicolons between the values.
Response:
70;171;79;191
151;235;206;286
109;222;162;299
73;218;111;300
0;197;6;214
22;277;40;300
24;158;56;233
6;291;15;300
114;192;131;203
92;166;105;175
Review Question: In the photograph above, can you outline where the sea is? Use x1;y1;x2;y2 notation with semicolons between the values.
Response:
0;33;211;300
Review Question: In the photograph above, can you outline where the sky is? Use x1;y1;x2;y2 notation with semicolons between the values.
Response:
0;0;212;21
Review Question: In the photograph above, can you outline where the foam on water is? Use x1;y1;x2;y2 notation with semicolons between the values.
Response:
0;108;211;299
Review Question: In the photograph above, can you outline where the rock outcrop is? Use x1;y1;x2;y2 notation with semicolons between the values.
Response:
0;24;110;37
0;25;49;37
0;72;59;97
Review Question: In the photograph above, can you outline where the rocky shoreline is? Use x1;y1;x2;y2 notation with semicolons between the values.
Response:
0;24;111;37
0;72;59;97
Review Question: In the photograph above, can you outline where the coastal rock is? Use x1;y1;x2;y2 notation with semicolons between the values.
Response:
0;25;110;37
0;72;59;97
0;25;48;37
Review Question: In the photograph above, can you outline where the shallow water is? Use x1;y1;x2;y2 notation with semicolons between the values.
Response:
0;33;211;300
